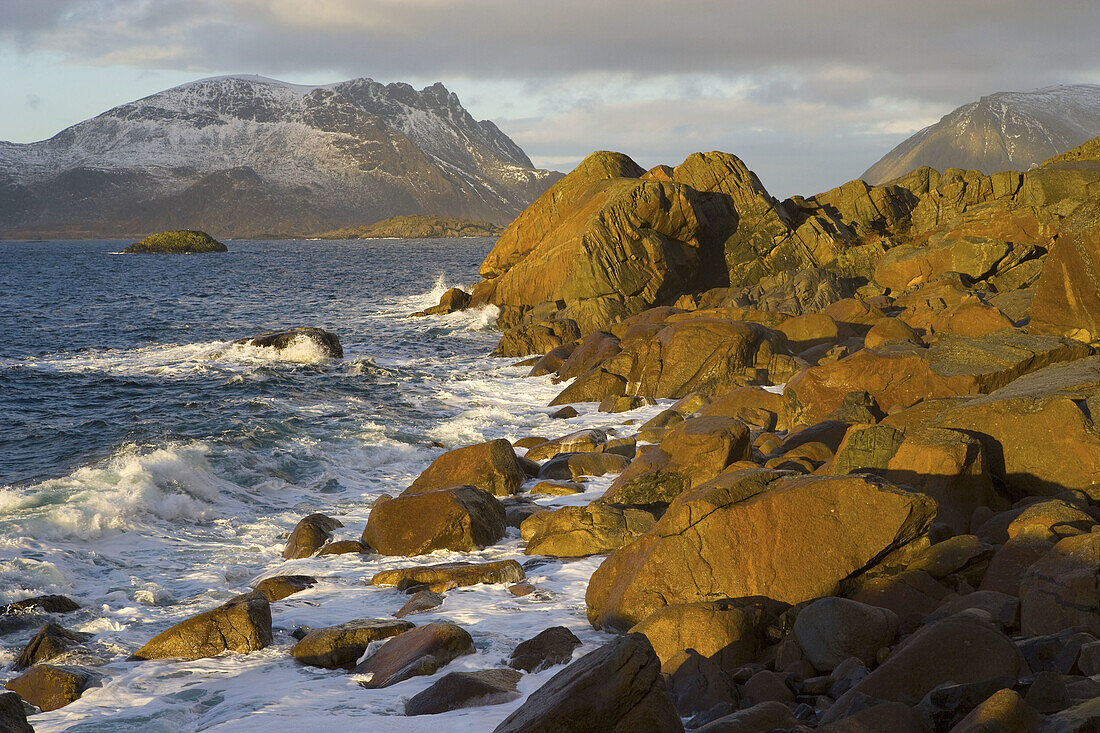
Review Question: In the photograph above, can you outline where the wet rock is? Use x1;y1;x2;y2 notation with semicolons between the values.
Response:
536;451;629;480
527;480;585;496
508;626;582;673
14;623;91;671
0;691;33;733
410;287;471;317
4;664;98;712
291;619;413;669
587;470;936;631
362;486;506;556
524;428;608;461
792;597;899;672
2;595;80;615
394;590;444;618
251;575;316;602
283;513;343;560
315;539;368;556
371;559;524;591
353;622;475;688
402;438;524;497
525;503;656;557
550;405;579;419
405;668;523;715
493;633;683;733
130;594;272;661
238;327;342;358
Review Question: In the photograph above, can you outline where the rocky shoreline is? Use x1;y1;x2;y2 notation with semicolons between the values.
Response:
6;139;1100;731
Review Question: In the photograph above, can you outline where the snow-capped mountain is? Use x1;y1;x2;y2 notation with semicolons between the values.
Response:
0;75;560;238
862;84;1100;185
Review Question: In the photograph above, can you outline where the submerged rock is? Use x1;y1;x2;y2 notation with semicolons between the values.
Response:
121;229;227;253
4;664;98;712
291;619;413;669
353;622;474;688
508;626;582;673
370;559;524;591
237;328;343;358
405;669;522;715
283;513;343;559
14;623;91;671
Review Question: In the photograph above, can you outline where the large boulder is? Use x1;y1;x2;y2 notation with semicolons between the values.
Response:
1030;201;1100;343
508;626;582;673
628;599;775;671
130;594;272;661
823;616;1028;724
586;470;937;631
600;416;751;507
14;623;90;671
237;327;343;358
4;664;97;712
405;669;522;716
830;424;995;534
362;486;506;556
784;329;1090;428
0;691;33;733
929;355;1100;499
475;151;730;333
353;622;475;688
492;633;683;733
792;597;900;672
874;234;1011;292
402;439;524;497
524;503;656;557
291;619;414;669
1019;532;1100;637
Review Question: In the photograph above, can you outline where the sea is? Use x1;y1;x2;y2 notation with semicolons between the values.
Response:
0;238;669;731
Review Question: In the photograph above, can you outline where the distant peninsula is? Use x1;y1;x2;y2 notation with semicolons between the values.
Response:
314;215;504;240
122;230;228;253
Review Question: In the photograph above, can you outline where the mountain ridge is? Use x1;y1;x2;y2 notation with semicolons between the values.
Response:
862;84;1100;185
0;75;560;238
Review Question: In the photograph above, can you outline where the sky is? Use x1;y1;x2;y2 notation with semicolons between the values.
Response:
2;0;1100;196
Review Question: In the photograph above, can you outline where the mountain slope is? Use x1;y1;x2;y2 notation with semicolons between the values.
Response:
862;84;1100;185
0;75;560;238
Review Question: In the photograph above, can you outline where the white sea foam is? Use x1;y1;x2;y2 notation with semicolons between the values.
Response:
1;270;682;732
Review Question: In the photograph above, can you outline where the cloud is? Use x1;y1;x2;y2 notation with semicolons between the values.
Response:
3;1;1100;192
25;94;42;110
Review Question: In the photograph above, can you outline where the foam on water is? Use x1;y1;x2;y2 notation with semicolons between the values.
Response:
0;239;678;731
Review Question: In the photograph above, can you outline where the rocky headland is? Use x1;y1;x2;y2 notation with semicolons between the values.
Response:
8;138;1100;731
314;215;503;240
121;230;227;254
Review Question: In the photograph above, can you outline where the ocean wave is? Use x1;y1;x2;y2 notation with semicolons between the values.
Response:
0;443;228;540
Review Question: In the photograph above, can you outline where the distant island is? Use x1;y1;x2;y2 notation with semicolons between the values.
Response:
313;215;504;239
122;230;228;253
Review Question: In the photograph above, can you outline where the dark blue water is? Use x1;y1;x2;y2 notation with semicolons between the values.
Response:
0;238;494;487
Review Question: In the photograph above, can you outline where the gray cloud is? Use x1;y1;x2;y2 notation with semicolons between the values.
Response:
3;1;1100;193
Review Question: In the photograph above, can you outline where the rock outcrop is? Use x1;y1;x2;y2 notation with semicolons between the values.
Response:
121;229;227;253
237;328;344;358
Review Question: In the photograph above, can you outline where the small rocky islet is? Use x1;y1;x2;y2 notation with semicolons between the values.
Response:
120;229;228;253
7;140;1100;732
